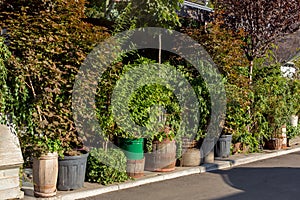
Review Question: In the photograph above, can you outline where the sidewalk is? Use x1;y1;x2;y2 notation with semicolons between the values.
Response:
22;137;300;200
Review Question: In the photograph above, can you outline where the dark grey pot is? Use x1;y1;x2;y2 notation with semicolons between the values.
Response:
214;135;232;158
57;152;89;191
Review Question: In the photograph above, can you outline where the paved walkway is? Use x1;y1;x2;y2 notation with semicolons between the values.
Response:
22;137;300;200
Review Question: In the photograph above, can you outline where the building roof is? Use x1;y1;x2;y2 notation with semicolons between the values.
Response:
182;1;213;12
275;28;300;63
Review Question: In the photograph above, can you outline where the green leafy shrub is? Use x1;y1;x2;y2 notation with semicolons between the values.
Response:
96;56;210;157
85;148;129;185
87;0;183;33
286;125;300;139
182;21;254;152
286;78;300;116
252;54;291;141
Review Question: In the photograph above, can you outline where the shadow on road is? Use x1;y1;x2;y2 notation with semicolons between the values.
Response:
211;167;300;200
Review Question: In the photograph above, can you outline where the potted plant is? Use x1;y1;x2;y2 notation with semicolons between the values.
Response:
31;135;63;197
144;125;177;172
222;83;253;154
52;116;90;190
116;134;145;178
214;134;232;158
102;59;181;173
57;144;89;191
127;80;179;172
113;129;145;178
95;57;209;172
181;136;201;167
253;65;290;150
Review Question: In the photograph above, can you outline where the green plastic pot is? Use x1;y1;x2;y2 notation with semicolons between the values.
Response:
118;138;144;160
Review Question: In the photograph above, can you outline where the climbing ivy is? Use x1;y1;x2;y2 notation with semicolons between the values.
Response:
0;0;110;158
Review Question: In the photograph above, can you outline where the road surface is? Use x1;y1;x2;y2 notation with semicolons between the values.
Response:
79;151;300;200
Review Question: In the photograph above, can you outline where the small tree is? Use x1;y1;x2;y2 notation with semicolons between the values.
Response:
214;0;300;84
112;0;184;63
182;19;256;151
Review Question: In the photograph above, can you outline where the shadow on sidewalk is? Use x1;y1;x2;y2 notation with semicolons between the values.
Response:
211;167;300;200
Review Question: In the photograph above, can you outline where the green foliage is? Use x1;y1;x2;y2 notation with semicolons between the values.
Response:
112;2;137;34
286;78;300;115
128;85;179;141
96;56;210;156
0;37;10;119
182;21;253;151
0;37;10;68
232;131;260;153
85;0;107;18
32;136;63;157
252;54;291;140
131;0;183;29
0;0;110;158
286;125;300;139
85;0;128;21
85;0;183;33
85;148;129;185
112;58;180;141
0;37;33;162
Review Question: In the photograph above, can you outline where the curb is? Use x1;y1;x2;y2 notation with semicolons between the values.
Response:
23;146;300;200
229;146;300;167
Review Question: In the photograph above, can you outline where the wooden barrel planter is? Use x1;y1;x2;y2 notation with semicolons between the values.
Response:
265;138;283;150
182;138;197;149
145;139;176;172
181;149;201;167
33;152;58;198
126;157;145;178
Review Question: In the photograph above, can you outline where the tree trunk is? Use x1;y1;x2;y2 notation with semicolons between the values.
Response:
249;60;253;85
158;33;162;64
247;60;253;132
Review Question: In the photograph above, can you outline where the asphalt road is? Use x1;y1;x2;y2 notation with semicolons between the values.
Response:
79;152;300;200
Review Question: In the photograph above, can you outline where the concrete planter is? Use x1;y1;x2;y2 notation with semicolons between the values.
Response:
0;125;24;199
181;148;201;167
201;137;215;164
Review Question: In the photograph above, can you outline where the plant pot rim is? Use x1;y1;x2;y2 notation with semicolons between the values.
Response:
119;137;144;140
34;152;58;159
59;151;89;160
152;138;175;144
